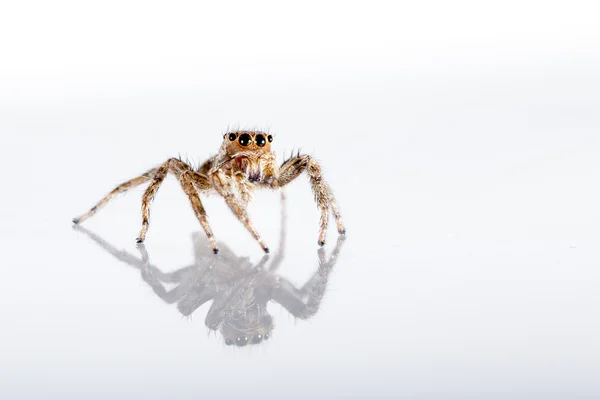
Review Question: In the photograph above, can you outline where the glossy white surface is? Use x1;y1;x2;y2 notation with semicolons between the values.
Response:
1;1;599;398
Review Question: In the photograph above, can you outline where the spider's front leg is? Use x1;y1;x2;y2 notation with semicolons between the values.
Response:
276;154;345;246
137;158;219;254
210;171;270;253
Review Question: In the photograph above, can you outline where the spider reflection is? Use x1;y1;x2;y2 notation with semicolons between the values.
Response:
73;214;345;347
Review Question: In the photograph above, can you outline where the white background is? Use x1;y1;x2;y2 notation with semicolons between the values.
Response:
1;1;599;398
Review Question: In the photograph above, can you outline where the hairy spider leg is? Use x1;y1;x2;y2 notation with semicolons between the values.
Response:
210;170;270;254
277;154;345;246
72;168;158;224
137;158;218;253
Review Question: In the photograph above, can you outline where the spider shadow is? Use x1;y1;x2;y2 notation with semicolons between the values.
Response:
72;220;345;347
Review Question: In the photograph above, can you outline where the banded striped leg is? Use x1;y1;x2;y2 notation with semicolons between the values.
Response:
330;197;345;235
277;155;345;246
179;170;219;253
137;158;218;253
72;168;157;224
211;171;270;253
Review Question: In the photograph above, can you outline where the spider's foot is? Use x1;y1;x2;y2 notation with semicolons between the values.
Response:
339;228;346;235
213;248;219;255
318;240;326;247
263;247;270;254
72;218;80;225
135;237;144;244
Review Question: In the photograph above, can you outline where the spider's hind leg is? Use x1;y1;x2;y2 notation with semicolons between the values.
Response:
72;168;157;224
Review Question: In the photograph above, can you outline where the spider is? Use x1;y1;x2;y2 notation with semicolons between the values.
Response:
73;130;346;254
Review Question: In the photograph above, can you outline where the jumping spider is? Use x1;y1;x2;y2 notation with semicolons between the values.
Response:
73;130;346;254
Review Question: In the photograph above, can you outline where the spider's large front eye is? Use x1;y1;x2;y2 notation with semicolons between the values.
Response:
228;133;237;141
255;134;266;147
238;133;252;146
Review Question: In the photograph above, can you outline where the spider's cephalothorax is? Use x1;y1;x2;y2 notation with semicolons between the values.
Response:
73;130;345;254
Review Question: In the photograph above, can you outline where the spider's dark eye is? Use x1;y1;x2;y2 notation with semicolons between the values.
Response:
225;339;233;346
238;133;252;146
236;336;249;347
228;133;237;141
267;135;273;143
255;134;266;147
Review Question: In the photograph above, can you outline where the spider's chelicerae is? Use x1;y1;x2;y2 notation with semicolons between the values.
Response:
73;130;346;254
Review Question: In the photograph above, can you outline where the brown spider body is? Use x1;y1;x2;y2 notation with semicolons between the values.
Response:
211;132;278;186
73;130;345;254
